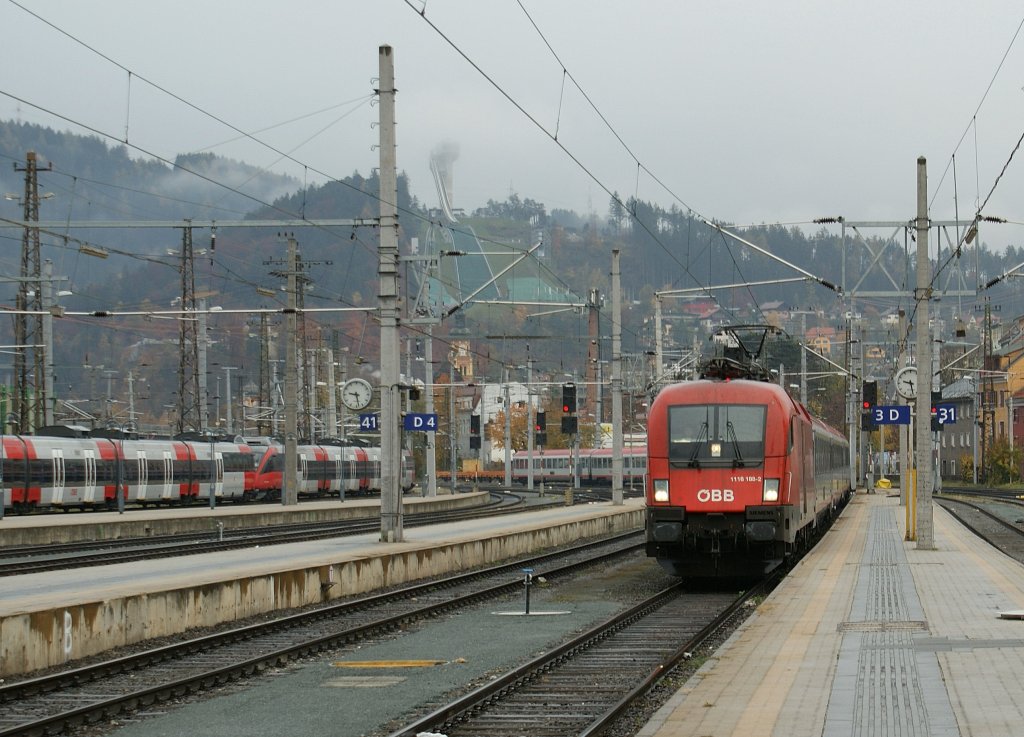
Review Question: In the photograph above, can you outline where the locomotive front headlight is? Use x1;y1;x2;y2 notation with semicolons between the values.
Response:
653;478;669;502
763;478;780;502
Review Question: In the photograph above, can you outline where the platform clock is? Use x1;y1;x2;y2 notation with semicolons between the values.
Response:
341;378;374;411
895;366;918;400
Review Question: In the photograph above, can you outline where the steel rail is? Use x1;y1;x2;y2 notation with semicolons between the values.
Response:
0;533;643;736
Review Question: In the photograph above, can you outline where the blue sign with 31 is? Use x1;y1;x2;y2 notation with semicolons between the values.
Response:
933;403;957;425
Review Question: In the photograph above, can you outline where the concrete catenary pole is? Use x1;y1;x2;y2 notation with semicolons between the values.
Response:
503;366;512;486
283;236;299;506
654;294;663;389
197;297;208;431
611;249;624;505
526;355;534;492
799;312;808;407
41;259;55;426
324;347;337;436
899;309;909;507
914;156;934;549
378;45;403;542
424;327;437;496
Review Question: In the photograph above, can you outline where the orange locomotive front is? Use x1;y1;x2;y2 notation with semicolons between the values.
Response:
645;378;848;579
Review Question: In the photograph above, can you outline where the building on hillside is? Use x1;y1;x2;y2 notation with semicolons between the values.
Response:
449;339;474;380
806;326;837;356
759;300;790;328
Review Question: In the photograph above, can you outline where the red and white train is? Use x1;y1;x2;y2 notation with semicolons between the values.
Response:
0;434;255;512
248;438;415;499
645;378;850;579
511;446;647;486
0;432;414;513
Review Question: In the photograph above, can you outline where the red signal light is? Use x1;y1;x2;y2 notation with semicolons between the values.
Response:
862;400;871;410
562;404;570;413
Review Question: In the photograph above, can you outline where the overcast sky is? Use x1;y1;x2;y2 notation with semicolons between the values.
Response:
3;1;1024;249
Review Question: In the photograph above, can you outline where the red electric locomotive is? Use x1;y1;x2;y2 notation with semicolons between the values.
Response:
645;330;850;579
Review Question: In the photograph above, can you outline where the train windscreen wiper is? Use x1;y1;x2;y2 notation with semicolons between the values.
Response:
726;420;745;468
688;422;708;467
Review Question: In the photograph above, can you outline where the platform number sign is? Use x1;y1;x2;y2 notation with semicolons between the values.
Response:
933;404;957;426
403;413;439;432
359;413;379;432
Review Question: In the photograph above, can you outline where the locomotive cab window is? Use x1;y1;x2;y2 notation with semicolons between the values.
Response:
668;404;766;467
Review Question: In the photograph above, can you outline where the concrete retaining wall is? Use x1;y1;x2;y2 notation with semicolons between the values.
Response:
0;507;642;678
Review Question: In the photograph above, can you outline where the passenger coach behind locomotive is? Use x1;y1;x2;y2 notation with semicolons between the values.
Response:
645;327;850;579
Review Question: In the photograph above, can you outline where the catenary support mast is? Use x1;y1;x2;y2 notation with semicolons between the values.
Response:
378;45;403;543
914;157;934;548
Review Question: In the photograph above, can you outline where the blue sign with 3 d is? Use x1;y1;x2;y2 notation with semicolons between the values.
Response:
872;405;911;425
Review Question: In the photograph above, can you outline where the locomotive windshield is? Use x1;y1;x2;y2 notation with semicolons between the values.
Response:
668;404;766;467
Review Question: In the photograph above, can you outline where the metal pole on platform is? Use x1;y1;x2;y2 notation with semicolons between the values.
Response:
115;438;124;515
283;236;298;507
914;156;934;549
611;249;624;506
209;432;216;510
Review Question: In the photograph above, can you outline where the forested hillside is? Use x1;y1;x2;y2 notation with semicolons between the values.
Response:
2;120;1024;426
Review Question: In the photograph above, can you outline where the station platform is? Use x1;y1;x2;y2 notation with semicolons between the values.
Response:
0;496;644;678
0;490;489;547
638;490;1024;737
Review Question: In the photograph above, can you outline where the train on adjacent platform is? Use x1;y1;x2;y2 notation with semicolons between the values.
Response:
246;437;415;499
645;376;850;579
511;446;647;487
0;432;414;514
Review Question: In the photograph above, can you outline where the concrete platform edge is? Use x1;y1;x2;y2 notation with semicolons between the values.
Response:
0;505;642;678
0;492;488;547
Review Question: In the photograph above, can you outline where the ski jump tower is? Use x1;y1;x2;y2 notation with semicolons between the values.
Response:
430;142;459;224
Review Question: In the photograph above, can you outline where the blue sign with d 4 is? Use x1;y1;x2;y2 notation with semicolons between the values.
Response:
872;405;911;425
403;413;439;432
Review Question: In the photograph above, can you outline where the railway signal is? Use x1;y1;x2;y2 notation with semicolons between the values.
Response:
862;380;877;408
469;413;481;450
561;383;578;435
561;383;576;414
535;410;547;446
861;380;877;430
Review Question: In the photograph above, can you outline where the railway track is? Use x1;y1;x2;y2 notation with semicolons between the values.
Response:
0;532;644;737
939;485;1024;503
0;492;555;576
386;573;779;737
935;495;1024;564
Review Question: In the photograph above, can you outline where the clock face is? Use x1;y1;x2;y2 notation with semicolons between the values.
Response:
342;378;373;410
895;366;918;399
